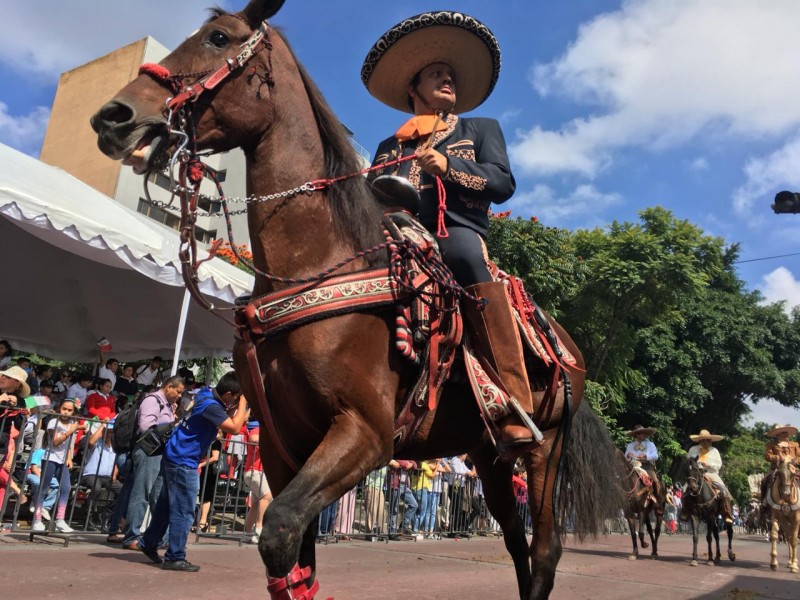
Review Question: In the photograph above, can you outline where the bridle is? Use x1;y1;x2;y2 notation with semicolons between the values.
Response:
134;16;275;319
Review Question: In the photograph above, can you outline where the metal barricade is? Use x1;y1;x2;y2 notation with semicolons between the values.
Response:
194;436;271;545
1;408;123;546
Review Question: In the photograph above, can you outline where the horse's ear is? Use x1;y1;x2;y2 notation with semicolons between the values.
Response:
241;0;285;27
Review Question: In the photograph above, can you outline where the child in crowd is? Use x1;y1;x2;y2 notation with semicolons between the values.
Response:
26;444;60;521
31;399;86;533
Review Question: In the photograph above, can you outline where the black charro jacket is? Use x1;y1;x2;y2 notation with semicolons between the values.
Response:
369;114;516;237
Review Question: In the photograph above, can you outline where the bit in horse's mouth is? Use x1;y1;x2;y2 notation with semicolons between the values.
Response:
122;132;172;175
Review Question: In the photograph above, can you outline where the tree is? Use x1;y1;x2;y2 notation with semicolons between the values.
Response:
486;212;585;317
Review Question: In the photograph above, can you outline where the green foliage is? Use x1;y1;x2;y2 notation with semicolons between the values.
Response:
486;213;586;317
723;427;769;507
483;205;800;491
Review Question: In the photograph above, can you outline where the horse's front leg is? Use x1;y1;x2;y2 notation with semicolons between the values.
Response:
259;409;390;599
638;511;649;549
525;427;565;600
690;515;700;567
770;516;780;571
627;514;639;560
705;518;716;565
788;525;798;573
646;507;662;559
470;442;531;599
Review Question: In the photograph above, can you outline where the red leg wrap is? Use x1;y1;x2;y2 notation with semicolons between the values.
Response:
267;564;325;600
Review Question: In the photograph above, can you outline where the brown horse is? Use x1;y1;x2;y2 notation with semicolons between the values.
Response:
619;452;665;560
90;2;620;598
767;455;799;573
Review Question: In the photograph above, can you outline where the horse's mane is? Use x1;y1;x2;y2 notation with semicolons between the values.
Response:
276;30;386;263
206;10;386;265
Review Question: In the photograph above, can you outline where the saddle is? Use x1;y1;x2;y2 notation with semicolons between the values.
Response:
234;207;577;459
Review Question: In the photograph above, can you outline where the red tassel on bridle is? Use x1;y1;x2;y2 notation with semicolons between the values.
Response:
139;63;172;83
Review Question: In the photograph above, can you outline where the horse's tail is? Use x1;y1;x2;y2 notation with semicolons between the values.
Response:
559;401;627;540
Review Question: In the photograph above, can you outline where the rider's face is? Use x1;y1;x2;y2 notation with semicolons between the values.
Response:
409;62;457;113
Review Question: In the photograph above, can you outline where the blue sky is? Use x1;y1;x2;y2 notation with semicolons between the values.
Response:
3;0;800;424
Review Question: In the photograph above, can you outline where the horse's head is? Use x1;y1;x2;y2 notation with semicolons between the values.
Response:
685;455;705;493
91;0;285;172
775;454;798;501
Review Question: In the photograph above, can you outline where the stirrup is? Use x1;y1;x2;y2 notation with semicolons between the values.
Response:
507;397;544;444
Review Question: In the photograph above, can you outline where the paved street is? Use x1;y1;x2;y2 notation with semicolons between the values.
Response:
2;530;798;598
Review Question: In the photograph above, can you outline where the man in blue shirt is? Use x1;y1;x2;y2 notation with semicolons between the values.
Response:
139;372;250;571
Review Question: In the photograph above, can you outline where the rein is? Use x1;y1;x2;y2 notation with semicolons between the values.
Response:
136;15;475;314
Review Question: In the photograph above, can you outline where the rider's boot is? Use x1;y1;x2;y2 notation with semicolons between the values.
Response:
721;494;735;524
463;282;537;449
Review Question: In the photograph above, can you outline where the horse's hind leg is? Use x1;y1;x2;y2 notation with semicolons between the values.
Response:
525;428;566;600
470;443;531;600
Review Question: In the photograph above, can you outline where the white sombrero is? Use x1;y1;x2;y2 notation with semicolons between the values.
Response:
689;429;723;442
767;424;798;438
625;424;656;437
361;11;501;114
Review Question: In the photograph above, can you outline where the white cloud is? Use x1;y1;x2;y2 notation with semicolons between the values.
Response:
0;2;232;78
0;102;50;156
744;398;799;428
732;134;800;217
511;0;800;177
688;157;709;173
758;266;800;312
508;183;623;226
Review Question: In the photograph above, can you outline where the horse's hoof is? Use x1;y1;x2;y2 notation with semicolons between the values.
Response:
628;555;637;561
770;564;778;571
690;560;698;567
707;560;715;566
641;541;649;548
651;553;658;560
728;553;736;562
714;558;721;566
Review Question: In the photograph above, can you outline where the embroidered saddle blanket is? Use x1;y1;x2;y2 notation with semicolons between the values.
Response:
237;211;577;452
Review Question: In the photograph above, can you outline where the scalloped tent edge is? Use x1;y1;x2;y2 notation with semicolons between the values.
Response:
0;143;253;363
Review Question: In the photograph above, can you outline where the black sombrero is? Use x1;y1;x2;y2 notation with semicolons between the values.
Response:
361;11;501;114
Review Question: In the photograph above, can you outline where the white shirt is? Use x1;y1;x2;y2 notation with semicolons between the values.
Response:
98;366;117;388
66;382;88;402
625;440;658;462
687;444;722;474
45;419;74;465
136;365;160;386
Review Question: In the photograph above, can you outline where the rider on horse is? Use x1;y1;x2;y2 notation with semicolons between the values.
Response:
760;424;800;504
683;429;735;524
362;12;536;451
624;424;662;502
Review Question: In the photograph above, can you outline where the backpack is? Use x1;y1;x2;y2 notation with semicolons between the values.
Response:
111;393;155;454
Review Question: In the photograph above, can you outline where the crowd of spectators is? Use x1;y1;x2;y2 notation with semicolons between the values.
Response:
0;346;270;570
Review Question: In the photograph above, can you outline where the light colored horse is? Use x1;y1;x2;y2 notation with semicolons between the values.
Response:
767;455;800;573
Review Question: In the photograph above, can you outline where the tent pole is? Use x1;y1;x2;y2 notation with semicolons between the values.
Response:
171;289;191;376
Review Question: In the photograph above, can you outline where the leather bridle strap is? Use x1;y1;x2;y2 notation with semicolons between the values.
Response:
138;20;270;112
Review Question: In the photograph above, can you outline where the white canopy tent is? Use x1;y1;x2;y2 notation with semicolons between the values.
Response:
0;143;254;363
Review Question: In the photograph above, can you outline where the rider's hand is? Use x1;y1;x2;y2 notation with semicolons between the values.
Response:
416;148;448;177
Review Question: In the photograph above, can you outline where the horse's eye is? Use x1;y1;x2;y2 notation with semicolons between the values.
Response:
208;30;229;48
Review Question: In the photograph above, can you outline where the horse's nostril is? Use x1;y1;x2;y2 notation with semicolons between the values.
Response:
91;100;136;131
